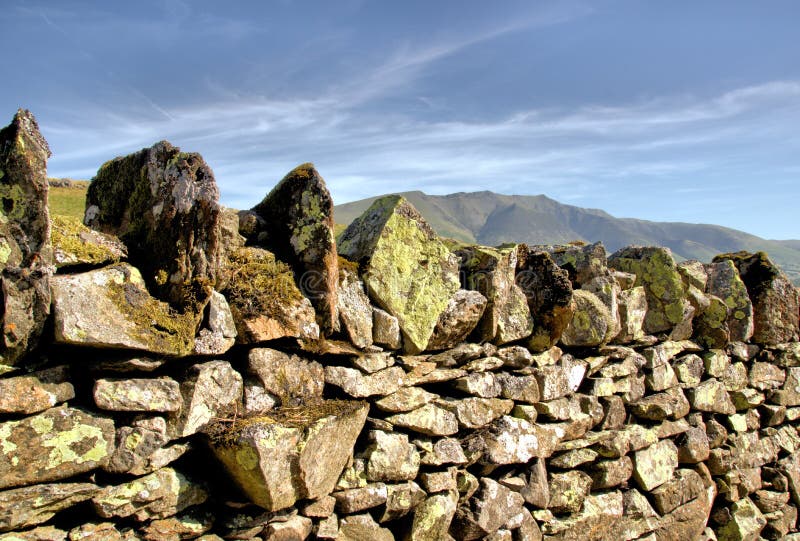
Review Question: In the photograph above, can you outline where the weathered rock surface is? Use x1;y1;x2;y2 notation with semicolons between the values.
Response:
85;140;220;311
452;478;524;540
364;430;420;482
247;348;323;407
0;406;114;489
560;289;615;347
0;109;53;367
609;246;687;333
167;360;242;438
338;195;460;353
337;262;373;348
92;467;207;522
706;259;754;343
250;164;339;333
0;366;74;415
372;307;401;349
515;246;574;351
714;251;800;344
50;215;126;269
51;264;197;356
324;365;405;398
208;400;368;511
427;290;487;350
193;290;236;355
222;247;319;343
0;483;99;532
93;378;181;412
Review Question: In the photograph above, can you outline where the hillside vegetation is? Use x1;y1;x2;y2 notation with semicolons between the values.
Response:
335;190;800;284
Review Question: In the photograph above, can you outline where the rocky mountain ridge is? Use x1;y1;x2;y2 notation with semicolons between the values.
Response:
335;191;800;284
2;108;800;540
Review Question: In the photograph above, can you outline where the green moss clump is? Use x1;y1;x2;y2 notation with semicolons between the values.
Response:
223;248;304;323
337;255;360;281
105;273;197;356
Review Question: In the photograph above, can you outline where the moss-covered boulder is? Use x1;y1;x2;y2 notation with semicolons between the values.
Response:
0;109;53;367
0;406;114;489
560;289;615;347
84;141;220;312
222;247;319;343
713;251;799;345
693;294;730;349
338;196;460;353
609;246;687;334
250;164;339;334
455;245;524;343
50;215;126;269
51;263;196;356
515;246;574;352
706;259;754;343
207;400;368;511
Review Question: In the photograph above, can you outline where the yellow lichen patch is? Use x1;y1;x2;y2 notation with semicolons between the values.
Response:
42;422;109;467
50;215;122;267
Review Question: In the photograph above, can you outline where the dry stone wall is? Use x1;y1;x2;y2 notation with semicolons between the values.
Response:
1;109;800;540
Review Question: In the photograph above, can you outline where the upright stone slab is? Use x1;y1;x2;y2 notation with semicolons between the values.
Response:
338;196;460;353
0;109;53;367
207;400;368;511
455;245;522;343
250;164;339;333
713;251;799;345
609;246;687;334
84;140;220;312
515;246;574;351
706;259;754;343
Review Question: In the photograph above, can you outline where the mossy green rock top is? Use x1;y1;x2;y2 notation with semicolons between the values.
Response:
51;263;197;357
609;246;687;334
338;196;460;353
0;109;53;367
0;406;114;490
84;140;220;312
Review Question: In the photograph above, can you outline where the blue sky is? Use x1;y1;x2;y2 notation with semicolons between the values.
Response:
2;1;799;239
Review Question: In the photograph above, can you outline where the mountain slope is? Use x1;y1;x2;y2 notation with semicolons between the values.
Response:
334;191;800;284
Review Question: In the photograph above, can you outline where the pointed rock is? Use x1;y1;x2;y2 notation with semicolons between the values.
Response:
427;290;487;350
85;140;220;311
337;260;373;348
338;195;460;353
250;164;339;333
207;400;368;511
168;360;242;438
713;251;799;344
706;259;754;342
515;246;574;351
0;109;53;367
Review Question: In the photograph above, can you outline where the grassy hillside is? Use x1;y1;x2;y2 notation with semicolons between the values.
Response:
335;191;800;285
48;180;88;219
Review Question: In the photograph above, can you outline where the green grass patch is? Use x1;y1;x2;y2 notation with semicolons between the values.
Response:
48;180;89;219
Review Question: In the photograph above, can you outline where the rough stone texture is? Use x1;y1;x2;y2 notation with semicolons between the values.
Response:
167;360;242;438
194;290;236;355
105;424;189;476
385;403;459;436
375;387;438;413
0;366;74;415
372;307;401;349
609;246;687;334
337;263;373;348
208;400;368;511
687;378;737;415
472;416;561;464
222;247;320;343
85;140;220;312
364;430;420;482
50;215;126;269
324;365;405;398
247;348;323;407
706;259;755;343
548;470;593;513
0;483;99;532
427;290;487;350
407;489;458;540
0;406;114;490
632;440;679;491
93;378;181;412
338;195;460;353
456;245;521;343
541;242;610;287
0;109;52;368
437;397;514;429
495;284;534;346
515;246;574;352
452;478;524;540
539;491;624;540
560;289;615;347
250;163;339;333
338;513;394;541
714;251;800;345
694;294;731;349
92;467;207;522
716;497;767;541
51;264;197;357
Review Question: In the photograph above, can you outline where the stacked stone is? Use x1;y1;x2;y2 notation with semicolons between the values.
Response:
2;110;800;540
